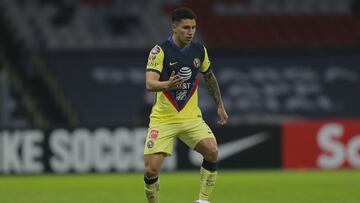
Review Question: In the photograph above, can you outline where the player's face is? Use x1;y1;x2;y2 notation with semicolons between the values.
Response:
172;19;196;47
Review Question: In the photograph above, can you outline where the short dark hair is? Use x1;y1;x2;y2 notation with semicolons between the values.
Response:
171;7;196;22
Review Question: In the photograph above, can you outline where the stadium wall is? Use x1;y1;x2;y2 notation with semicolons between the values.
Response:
44;48;360;126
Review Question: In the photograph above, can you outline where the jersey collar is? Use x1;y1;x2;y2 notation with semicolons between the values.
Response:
168;36;191;52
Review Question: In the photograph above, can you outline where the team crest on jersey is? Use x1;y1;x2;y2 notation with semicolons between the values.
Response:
193;58;201;68
147;140;154;148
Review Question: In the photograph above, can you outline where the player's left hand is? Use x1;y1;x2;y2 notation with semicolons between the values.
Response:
217;104;228;125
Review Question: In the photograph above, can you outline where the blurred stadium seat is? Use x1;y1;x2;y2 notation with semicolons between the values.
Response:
174;0;360;48
3;0;359;50
1;0;169;49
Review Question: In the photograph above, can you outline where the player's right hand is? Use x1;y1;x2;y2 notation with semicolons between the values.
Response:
167;71;184;90
217;104;228;125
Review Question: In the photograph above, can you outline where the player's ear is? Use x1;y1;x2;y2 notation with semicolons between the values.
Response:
172;23;177;33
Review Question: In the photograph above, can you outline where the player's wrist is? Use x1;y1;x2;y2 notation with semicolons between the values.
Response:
163;81;171;91
216;100;225;109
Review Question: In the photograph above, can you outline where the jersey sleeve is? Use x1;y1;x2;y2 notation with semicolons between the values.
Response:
146;45;164;74
200;46;211;73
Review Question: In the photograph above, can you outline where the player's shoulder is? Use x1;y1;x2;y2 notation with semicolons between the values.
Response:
191;41;205;49
148;40;171;55
149;44;163;54
191;41;206;51
158;40;172;50
147;44;165;65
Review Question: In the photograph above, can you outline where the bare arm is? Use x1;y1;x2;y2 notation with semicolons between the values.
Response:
202;69;228;125
146;71;183;92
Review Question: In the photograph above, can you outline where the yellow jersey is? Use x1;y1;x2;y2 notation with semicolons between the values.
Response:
146;37;211;127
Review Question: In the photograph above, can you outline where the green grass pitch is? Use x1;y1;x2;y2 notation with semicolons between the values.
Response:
0;170;359;203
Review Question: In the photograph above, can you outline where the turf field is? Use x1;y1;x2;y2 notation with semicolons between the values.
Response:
0;170;359;203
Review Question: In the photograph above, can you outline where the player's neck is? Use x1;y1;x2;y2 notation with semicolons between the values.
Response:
171;35;189;49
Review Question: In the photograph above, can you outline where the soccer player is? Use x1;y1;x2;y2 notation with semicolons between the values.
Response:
143;7;228;203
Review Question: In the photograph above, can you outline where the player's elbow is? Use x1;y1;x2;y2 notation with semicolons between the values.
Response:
146;84;160;92
146;82;156;92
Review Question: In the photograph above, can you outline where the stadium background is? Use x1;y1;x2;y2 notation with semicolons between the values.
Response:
0;0;360;202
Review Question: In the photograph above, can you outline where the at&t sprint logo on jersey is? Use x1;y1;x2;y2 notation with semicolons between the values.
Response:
177;67;192;89
179;67;192;81
176;67;193;101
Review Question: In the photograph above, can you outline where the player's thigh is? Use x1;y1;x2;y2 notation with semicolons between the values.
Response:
178;120;216;150
144;123;179;156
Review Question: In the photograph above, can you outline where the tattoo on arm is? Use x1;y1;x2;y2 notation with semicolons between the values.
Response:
203;70;222;106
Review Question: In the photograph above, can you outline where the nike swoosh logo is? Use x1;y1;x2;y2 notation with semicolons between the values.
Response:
189;131;269;165
170;62;178;66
